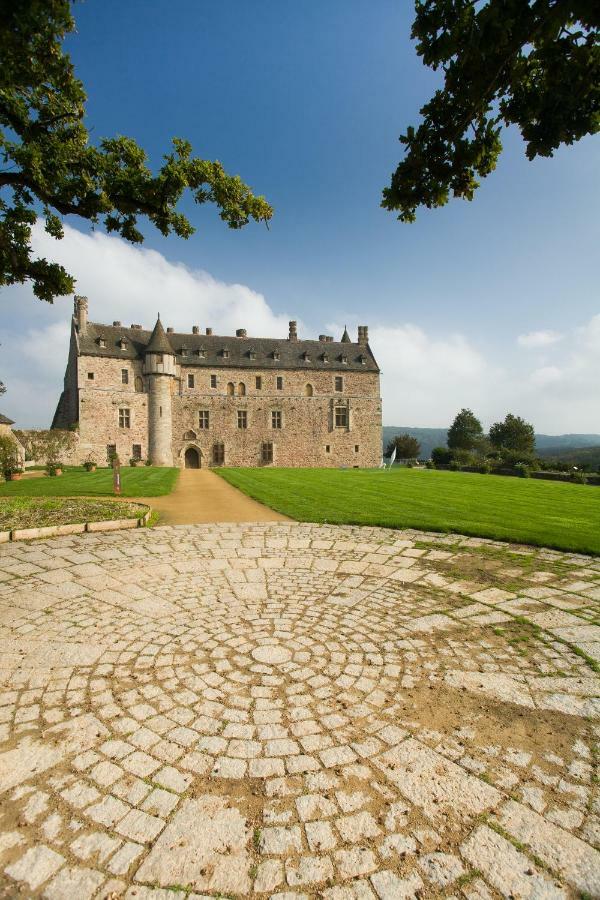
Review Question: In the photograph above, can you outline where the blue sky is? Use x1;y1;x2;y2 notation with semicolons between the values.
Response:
2;0;599;430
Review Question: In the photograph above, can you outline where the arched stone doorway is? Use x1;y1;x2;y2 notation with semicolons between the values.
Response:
184;447;201;469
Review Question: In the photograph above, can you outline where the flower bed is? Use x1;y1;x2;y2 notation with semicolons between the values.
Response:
0;497;149;537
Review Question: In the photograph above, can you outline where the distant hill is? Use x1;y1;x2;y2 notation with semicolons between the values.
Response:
383;426;600;460
537;445;600;470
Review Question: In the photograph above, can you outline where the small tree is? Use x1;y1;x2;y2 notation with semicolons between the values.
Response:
0;434;21;476
385;434;421;459
489;414;535;453
447;409;484;451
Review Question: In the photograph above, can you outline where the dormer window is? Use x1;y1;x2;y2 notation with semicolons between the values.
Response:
358;354;366;365
181;347;189;357
197;346;206;358
248;348;256;360
321;353;329;363
272;350;280;361
118;338;128;350
302;351;311;362
221;348;230;359
340;354;348;365
98;338;107;349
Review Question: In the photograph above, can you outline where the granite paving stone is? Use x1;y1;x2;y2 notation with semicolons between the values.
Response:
0;521;598;897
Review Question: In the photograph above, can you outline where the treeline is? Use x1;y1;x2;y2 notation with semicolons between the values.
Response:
386;410;597;480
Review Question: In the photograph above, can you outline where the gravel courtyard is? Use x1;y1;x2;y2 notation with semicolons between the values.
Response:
0;522;598;899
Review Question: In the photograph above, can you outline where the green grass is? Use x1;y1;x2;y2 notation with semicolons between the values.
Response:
0;497;145;530
216;467;600;555
0;466;179;498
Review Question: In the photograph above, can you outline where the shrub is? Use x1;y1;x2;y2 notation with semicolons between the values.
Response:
83;455;97;471
425;460;435;469
514;462;530;478
478;461;492;474
452;448;476;466
448;459;461;471
500;449;539;471
45;462;63;476
431;446;453;466
570;470;587;484
0;434;22;477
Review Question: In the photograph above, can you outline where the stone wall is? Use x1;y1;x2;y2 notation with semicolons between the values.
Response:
171;366;381;468
56;348;382;468
77;356;149;464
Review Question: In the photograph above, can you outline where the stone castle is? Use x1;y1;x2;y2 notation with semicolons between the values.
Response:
53;297;382;468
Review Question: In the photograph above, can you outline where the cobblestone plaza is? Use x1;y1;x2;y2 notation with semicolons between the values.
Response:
0;523;598;898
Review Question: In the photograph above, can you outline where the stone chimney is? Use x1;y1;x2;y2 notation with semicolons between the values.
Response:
236;328;247;338
358;325;369;346
74;295;88;332
166;326;174;334
113;320;122;327
192;325;200;334
288;320;298;341
206;327;213;336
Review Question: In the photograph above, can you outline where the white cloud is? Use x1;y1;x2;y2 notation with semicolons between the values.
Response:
1;223;598;434
368;324;490;427
517;329;563;348
1;223;294;427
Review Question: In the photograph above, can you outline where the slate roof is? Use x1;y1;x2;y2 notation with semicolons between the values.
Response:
0;414;14;425
77;320;379;372
145;317;175;355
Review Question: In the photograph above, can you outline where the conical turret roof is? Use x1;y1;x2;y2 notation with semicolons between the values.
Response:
341;325;351;343
145;316;174;355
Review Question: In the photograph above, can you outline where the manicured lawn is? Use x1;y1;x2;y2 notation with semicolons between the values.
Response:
0;497;146;530
0;466;179;498
217;467;600;555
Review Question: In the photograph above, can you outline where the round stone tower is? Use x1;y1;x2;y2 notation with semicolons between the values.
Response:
144;316;176;466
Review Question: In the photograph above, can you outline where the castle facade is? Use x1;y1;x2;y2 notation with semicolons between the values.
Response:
53;297;382;468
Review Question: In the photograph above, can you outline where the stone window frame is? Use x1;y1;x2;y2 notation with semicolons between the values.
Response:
271;410;282;430
237;409;248;429
210;374;217;388
325;444;331;453
118;407;131;428
261;441;274;464
87;372;94;380
187;373;195;388
98;338;107;349
212;442;225;465
276;376;283;391
121;368;129;385
305;383;314;397
334;405;348;429
255;375;262;390
132;444;142;460
198;410;210;430
118;338;128;351
334;375;344;392
355;445;360;453
106;444;117;463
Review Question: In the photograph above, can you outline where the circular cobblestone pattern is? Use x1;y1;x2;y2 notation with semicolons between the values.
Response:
0;522;598;899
